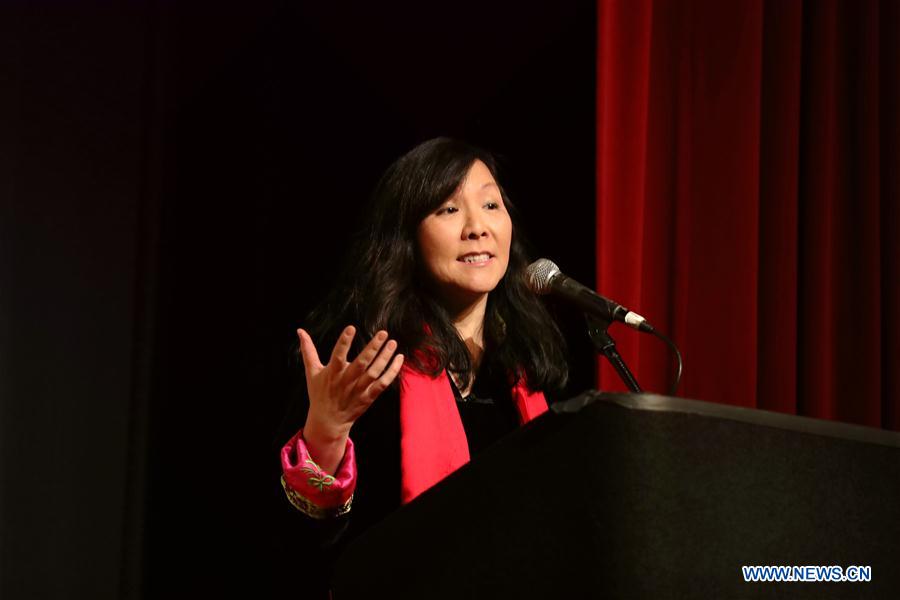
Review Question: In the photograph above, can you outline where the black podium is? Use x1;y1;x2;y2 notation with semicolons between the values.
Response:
331;393;900;599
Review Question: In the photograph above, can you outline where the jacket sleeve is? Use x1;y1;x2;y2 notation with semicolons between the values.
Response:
271;431;355;600
280;429;357;520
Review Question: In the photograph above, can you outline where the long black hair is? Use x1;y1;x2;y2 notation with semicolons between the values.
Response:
301;137;568;395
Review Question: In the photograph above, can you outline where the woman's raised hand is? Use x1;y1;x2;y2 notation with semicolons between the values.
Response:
296;325;404;474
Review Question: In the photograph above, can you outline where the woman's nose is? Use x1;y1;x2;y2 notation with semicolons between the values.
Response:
462;215;488;239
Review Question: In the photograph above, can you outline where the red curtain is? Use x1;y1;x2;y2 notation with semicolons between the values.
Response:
596;0;899;430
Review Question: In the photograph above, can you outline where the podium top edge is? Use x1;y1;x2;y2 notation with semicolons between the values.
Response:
553;392;900;449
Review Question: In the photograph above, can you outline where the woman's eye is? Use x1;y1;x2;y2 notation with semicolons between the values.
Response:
485;201;500;210
436;206;458;215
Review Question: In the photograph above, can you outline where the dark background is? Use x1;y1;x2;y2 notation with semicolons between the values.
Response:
1;2;597;597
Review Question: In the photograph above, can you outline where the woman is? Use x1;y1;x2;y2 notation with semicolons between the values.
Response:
278;137;568;587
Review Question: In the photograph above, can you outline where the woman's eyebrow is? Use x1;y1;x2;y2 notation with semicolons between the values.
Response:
481;182;499;190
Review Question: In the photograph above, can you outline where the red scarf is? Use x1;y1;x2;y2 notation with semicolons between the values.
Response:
398;364;548;504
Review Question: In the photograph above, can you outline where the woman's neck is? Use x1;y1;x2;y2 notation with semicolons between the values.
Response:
450;293;488;373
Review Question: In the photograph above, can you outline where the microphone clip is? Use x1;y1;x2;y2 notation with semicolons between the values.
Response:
585;313;643;393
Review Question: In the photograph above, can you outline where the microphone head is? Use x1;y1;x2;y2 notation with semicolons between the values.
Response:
525;258;561;294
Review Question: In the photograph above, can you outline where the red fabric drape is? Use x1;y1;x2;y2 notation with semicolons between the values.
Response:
596;0;899;430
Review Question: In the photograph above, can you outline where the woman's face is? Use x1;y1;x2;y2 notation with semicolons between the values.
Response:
416;159;513;310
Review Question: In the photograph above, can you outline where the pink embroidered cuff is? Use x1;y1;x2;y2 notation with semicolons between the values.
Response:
280;430;356;519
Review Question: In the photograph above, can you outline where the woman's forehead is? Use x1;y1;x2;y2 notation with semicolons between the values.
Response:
452;160;498;196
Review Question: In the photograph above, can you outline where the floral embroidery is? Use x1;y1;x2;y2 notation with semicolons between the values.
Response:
280;476;352;519
299;457;337;492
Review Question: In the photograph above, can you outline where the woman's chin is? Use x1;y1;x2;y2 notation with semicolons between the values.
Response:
457;276;502;295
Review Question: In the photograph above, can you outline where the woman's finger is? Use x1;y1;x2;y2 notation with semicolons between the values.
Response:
365;353;404;401
329;325;357;365
343;330;388;380
297;328;324;379
354;339;397;390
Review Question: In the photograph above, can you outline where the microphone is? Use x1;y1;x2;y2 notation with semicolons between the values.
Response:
525;258;654;333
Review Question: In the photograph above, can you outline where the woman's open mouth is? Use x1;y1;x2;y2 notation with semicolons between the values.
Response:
458;252;494;265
